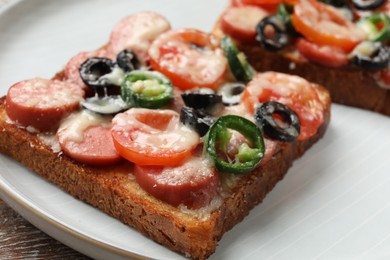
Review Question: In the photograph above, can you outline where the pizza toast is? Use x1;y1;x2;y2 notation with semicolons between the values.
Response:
0;11;331;260
214;0;390;116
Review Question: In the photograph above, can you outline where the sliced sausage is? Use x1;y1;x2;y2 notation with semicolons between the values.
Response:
134;156;220;209
57;110;122;165
6;78;84;131
107;12;171;62
258;137;277;166
221;5;269;43
295;38;349;68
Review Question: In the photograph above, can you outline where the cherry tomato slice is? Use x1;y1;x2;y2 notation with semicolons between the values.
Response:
295;38;349;68
111;108;200;166
241;72;325;140
291;0;367;52
134;156;219;209
148;29;227;90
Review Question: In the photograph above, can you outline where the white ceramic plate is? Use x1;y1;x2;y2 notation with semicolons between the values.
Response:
1;1;390;259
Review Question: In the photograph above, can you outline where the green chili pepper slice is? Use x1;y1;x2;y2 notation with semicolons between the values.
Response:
221;36;256;83
357;13;390;42
276;3;300;36
204;115;265;174
121;70;173;109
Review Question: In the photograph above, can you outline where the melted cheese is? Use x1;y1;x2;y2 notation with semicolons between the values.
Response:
100;67;125;86
58;110;111;142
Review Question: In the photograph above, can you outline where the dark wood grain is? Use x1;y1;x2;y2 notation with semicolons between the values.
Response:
0;198;91;259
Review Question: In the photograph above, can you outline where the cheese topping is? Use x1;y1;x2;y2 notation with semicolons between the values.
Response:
113;108;199;153
58;110;111;143
100;67;126;86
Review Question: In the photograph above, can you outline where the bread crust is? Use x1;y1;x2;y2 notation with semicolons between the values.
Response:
213;18;390;116
0;84;330;260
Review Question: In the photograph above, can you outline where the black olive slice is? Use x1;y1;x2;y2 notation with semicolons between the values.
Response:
181;88;222;110
322;0;347;7
79;57;117;88
254;101;300;142
351;42;390;71
189;42;208;51
352;0;386;10
116;49;142;72
180;107;216;137
256;16;289;52
217;82;246;106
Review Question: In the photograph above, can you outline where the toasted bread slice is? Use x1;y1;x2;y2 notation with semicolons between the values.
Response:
0;81;330;260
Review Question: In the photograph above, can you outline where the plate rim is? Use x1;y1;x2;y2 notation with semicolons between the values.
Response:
0;172;151;260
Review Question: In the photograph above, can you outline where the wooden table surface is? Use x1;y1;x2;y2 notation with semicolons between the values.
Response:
0;198;90;259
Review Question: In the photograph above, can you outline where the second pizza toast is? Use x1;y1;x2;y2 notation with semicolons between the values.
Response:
215;0;390;115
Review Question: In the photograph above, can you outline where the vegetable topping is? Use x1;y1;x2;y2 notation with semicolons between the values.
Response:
218;82;246;106
350;41;390;70
256;15;290;51
148;29;227;90
357;13;390;42
291;0;367;52
116;49;143;72
242;72;324;140
121;70;173;109
79;57;119;93
180;106;216;137
352;0;387;11
221;36;256;82
111;108;199;166
181;88;222;111
254;101;300;142
204;115;265;174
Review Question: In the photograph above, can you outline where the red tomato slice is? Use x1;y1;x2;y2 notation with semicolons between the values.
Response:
291;0;367;52
57;111;122;166
111;108;200;166
134;156;220;209
148;29;227;90
241;72;325;140
295;38;349;68
221;6;269;43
